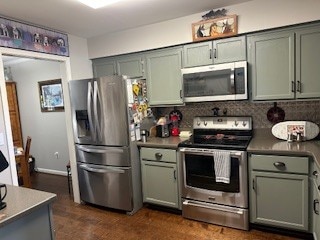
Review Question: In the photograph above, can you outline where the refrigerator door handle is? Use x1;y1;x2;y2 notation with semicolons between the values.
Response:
77;145;124;154
79;164;125;174
93;81;102;142
87;81;96;142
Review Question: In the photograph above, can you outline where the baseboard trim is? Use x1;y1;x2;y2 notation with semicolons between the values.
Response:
35;168;68;176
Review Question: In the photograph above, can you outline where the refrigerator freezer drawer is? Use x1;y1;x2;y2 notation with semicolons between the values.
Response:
182;199;249;230
76;145;130;166
77;163;133;211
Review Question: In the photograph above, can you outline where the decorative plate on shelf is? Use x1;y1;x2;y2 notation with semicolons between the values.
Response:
271;121;319;141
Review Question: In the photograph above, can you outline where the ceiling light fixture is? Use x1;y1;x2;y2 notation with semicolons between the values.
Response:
78;0;123;9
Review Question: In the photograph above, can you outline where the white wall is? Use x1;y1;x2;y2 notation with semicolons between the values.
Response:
10;60;70;174
87;0;320;59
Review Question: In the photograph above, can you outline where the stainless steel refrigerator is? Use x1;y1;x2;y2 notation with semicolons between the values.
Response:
69;75;145;214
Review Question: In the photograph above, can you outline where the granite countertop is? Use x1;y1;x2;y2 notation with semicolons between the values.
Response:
136;136;187;149
0;184;56;227
248;128;320;168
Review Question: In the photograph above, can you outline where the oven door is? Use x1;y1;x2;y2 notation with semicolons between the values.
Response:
179;148;248;208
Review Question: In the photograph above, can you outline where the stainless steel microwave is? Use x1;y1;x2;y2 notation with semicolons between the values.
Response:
181;61;247;102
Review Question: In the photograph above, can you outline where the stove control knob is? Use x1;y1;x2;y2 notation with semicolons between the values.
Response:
242;121;247;127
234;121;239;126
197;121;201;126
204;121;207;126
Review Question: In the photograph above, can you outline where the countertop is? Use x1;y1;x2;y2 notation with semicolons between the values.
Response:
0;184;56;227
136;136;187;149
248;128;320;168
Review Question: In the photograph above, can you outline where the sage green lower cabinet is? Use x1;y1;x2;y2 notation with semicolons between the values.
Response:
249;154;309;231
140;147;180;209
312;162;320;240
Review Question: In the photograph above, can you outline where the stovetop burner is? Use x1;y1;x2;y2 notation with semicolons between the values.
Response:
178;116;253;150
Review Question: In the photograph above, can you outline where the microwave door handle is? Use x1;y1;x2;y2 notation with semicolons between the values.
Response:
87;82;96;142
230;68;235;94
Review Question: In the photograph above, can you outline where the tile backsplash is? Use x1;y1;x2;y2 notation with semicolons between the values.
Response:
155;100;320;129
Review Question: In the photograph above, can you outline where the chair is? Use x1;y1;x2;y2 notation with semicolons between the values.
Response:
18;136;32;188
66;161;72;194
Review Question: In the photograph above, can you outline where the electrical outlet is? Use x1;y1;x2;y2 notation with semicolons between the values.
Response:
54;152;59;159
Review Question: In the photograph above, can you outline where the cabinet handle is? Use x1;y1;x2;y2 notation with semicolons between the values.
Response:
209;49;212;59
273;162;286;167
213;48;217;59
291;81;295;92
297;80;301;93
314;199;319;215
173;170;176;180
180;90;183;99
313;170;318;178
252;179;255;191
155;153;162;159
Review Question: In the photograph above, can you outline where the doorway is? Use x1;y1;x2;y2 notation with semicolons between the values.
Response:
0;49;80;203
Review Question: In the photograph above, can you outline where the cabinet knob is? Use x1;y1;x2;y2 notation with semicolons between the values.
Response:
155;153;162;159
273;162;286;167
313;171;319;178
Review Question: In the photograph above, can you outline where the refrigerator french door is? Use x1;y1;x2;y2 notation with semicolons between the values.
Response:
69;76;142;213
69;76;129;146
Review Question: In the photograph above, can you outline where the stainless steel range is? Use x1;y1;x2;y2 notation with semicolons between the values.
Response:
179;116;252;230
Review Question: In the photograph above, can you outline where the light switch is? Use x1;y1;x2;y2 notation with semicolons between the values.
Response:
0;133;4;146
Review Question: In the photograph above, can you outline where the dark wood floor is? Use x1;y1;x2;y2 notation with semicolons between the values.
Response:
31;172;303;240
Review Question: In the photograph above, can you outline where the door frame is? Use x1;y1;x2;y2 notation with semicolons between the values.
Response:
0;47;80;202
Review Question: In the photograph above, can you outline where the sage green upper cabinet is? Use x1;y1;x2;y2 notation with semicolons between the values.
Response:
183;41;212;67
117;54;146;79
183;36;246;67
296;26;320;99
248;31;295;100
248;24;320;101
92;58;117;77
146;47;183;106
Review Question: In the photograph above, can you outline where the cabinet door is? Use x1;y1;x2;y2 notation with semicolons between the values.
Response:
141;160;179;208
250;171;308;231
92;58;116;77
183;41;213;67
313;180;320;240
117;54;146;78
248;31;295;100
213;36;246;64
6;82;23;148
296;26;320;99
146;48;183;106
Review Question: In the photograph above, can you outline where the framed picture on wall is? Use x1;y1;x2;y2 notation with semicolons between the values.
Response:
38;79;64;112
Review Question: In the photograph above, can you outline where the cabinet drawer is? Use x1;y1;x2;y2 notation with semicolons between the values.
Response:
250;154;309;174
140;148;176;163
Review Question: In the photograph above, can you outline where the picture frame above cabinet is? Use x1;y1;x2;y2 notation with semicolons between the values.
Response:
183;35;246;68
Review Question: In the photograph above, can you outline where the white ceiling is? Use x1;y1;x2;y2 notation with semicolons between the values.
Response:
0;0;253;39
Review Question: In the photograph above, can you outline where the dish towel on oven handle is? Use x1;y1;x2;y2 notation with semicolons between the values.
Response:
213;150;231;184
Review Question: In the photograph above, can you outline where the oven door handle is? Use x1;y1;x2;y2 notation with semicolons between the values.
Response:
183;200;244;215
179;148;242;157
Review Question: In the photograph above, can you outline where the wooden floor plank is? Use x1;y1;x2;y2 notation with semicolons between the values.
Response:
31;172;301;240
